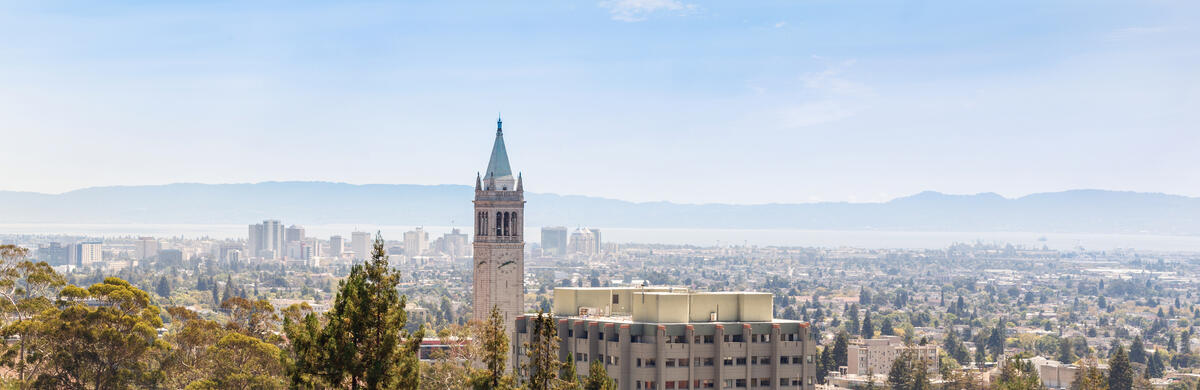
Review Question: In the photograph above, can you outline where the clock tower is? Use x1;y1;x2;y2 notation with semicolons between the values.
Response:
473;116;525;331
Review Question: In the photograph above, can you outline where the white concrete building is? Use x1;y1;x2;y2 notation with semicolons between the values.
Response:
845;336;939;377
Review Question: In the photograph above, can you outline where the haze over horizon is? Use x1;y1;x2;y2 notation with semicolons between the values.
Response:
6;180;1200;207
2;1;1197;204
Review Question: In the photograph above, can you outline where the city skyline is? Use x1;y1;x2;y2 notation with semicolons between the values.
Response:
2;1;1197;204
1;2;1196;389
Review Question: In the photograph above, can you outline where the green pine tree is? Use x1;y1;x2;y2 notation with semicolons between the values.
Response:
1108;346;1133;390
471;305;515;390
523;310;564;390
862;312;875;338
1146;350;1165;378
996;356;1041;390
1058;337;1076;364
582;360;616;390
286;232;425;389
1129;336;1146;364
881;317;895;336
155;275;171;298
818;345;834;384
561;353;580;389
833;331;850;368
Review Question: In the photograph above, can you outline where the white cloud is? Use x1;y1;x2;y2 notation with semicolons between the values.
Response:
599;0;696;22
778;59;875;128
774;21;786;28
1107;26;1169;41
800;60;874;97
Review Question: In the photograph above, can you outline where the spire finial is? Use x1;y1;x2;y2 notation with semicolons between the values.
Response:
497;113;502;135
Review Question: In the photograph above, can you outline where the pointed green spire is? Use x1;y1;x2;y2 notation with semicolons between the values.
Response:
485;118;512;182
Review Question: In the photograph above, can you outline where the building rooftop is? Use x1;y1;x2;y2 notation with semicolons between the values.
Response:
552;286;782;324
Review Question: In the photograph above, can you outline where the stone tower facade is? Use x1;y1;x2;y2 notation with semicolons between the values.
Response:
473;117;525;332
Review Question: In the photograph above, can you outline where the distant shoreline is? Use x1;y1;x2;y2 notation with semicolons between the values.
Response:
3;223;1198;252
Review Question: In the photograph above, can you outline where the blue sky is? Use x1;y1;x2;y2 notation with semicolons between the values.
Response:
0;0;1196;204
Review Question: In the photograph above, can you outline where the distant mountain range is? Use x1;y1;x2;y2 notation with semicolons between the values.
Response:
1;182;1197;235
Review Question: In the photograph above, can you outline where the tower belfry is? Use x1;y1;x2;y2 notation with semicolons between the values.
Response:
473;117;525;333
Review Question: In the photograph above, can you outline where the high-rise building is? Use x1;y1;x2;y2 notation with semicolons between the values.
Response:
158;249;184;265
589;228;602;254
70;241;103;267
219;245;241;263
540;226;568;256
437;228;470;257
285;225;306;243
247;220;285;260
37;242;70;266
350;231;372;260
569;228;597;255
473;116;525;333
135;237;159;260
514;287;817;390
285;241;304;259
330;235;345;257
403;227;429;257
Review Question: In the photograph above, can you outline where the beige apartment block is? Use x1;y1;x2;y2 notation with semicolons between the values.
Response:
1026;356;1108;389
514;287;817;390
845;336;939;377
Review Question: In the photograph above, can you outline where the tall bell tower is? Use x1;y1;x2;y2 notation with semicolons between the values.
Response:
473;116;525;331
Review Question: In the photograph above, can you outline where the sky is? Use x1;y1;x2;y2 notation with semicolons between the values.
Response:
0;0;1197;204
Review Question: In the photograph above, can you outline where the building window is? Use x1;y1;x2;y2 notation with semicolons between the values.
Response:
613;294;620;304
780;356;790;364
645;358;656;367
723;357;734;366
736;357;747;366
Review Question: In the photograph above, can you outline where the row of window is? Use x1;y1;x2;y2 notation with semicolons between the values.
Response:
635;377;813;390
624;355;813;368
571;332;806;344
